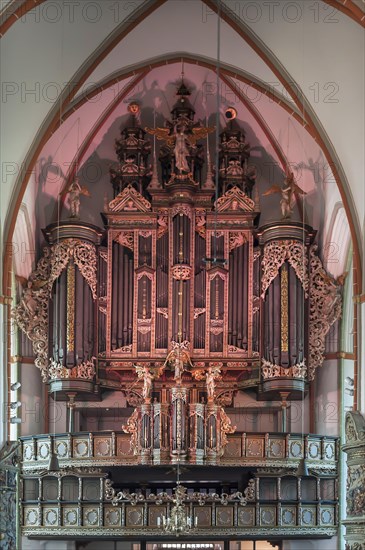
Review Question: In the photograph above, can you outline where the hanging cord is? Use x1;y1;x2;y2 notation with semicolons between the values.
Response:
213;0;221;262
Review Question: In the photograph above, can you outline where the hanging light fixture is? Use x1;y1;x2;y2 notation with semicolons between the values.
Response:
158;461;197;535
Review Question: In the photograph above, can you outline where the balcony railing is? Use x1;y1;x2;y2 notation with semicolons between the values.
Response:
20;431;338;471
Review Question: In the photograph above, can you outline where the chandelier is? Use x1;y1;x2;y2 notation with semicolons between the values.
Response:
157;459;196;535
157;483;197;535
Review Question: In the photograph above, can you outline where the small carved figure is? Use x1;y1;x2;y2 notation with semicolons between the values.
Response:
164;341;193;384
134;364;163;402
205;365;222;402
135;365;154;401
225;159;243;176
263;170;306;219
174;124;190;173
21;281;39;318
322;271;347;323
64;177;91;219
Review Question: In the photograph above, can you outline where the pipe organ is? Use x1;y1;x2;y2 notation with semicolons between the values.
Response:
13;83;343;542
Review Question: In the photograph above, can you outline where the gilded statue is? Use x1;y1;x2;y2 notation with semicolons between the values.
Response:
164;341;193;384
263;169;306;219
134;364;163;402
145;121;214;174
193;364;222;403
64;177;91;219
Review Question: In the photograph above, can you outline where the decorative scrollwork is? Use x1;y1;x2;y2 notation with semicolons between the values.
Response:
220;407;236;449
48;358;96;380
12;248;51;381
171;264;192;280
171;204;192;219
195;209;206;239
308;244;343;380
156;307;168;319
261;240;308;298
261;358;307;380
49;239;98;299
105;477;255;507
122;408;139;455
194;308;206;319
229;231;248;252
215;185;255;212
114;231;134;251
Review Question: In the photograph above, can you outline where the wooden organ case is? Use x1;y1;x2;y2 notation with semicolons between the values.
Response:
14;86;343;541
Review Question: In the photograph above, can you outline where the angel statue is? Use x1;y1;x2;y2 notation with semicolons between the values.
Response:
193;364;222;402
134;364;163;403
145;122;214;175
174;123;190;172
263;169;306;219
163;341;193;384
205;365;222;402
64;177;91;219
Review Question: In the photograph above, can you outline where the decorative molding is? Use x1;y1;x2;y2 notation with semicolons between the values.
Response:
108;184;151;212
215;186;255;212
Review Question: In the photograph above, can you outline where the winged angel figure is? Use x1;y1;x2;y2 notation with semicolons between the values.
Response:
63;177;91;218
134;364;164;402
193;364;222;402
146;124;214;173
263;170;306;219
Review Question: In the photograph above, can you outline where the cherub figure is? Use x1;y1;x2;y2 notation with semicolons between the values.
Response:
64;177;91;219
263;169;306;219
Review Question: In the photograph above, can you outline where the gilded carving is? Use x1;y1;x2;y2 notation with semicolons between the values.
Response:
229;231;248;252
114;231;134;251
261;240;309;298
215;185;255;212
280;264;289;352
261;359;307;380
308;244;344;380
48;358;96;380
195;209;206;238
171;264;192;280
108;184;151;212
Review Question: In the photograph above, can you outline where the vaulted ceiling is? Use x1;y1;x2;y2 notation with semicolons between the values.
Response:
1;0;364;289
